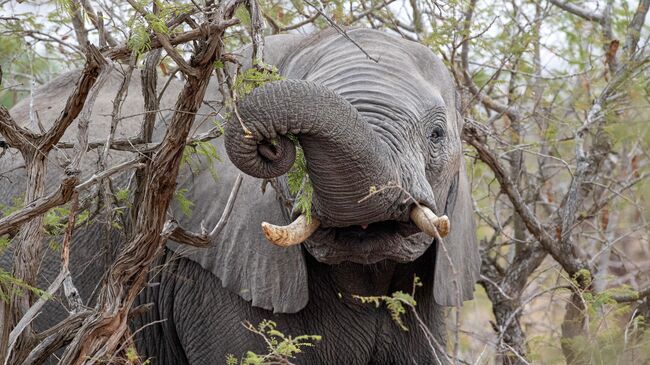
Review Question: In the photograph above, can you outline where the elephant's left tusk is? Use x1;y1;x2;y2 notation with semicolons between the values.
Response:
410;205;450;238
262;215;321;247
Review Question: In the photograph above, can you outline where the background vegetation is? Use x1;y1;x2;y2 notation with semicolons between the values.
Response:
0;0;649;364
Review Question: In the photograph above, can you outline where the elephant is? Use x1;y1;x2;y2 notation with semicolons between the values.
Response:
1;28;480;364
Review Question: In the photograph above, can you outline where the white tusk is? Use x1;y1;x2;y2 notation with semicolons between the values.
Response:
261;215;321;247
410;205;450;238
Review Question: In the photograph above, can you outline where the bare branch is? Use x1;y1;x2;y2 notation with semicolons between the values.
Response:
161;220;210;247
61;193;83;313
0;176;78;237
104;20;240;61
248;0;265;63
209;173;243;238
59;2;246;360
623;0;650;57
70;4;89;52
68;60;114;174
547;0;603;23
155;32;198;77
76;0;118;47
75;158;146;191
281;13;320;31
303;0;380;63
463;121;586;276
40;44;107;153
22;312;89;365
162;173;243;246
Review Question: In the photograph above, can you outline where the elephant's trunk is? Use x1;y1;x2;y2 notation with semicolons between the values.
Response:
225;80;406;227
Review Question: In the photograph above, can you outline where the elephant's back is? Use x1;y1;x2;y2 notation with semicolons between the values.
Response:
9;69;181;142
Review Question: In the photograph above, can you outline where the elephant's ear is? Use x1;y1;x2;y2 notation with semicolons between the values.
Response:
166;141;308;313
433;162;480;306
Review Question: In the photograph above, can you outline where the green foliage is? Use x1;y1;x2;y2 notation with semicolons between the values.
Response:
182;140;222;182
355;291;415;331
43;206;69;236
115;187;131;203
174;188;194;217
76;209;90;226
0;235;10;253
0;194;24;217
1;196;88;238
0;269;48;303
54;0;77;17
528;282;650;364
234;4;252;26
353;276;422;331
560;312;650;364
227;320;321;365
287;145;314;223
127;20;151;55
125;346;151;365
225;354;238;365
0;18;70;108
573;269;593;288
213;119;226;135
42;205;90;237
234;64;284;96
261;2;298;28
145;13;168;34
126;0;193;55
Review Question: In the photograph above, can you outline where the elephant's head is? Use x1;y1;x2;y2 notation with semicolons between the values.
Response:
225;79;455;262
219;29;479;309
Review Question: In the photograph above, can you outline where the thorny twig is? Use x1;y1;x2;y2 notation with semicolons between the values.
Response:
303;0;380;63
162;174;243;246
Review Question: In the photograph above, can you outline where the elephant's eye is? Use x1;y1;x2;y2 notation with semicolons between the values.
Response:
429;126;445;142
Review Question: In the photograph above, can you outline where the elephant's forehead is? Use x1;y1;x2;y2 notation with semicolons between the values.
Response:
281;30;448;121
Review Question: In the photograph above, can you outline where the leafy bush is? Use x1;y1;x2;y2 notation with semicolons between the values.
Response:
226;320;321;365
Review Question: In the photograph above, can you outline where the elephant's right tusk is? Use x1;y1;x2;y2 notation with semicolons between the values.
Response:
262;215;321;247
410;205;450;238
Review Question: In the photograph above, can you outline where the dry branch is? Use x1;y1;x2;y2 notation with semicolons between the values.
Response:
0;176;78;237
161;220;210;247
463;121;586;275
162;173;243;246
104;20;240;61
57;2;247;362
1;42;116;365
547;0;603;22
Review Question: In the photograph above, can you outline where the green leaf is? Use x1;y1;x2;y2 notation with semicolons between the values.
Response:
127;20;151;55
182;141;222;182
174;188;194;217
116;188;130;202
234;64;284;96
0;269;48;303
225;354;238;365
287;144;314;223
0;235;10;253
353;276;420;331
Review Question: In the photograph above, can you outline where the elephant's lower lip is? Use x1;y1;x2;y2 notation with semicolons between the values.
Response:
332;220;418;242
302;220;431;265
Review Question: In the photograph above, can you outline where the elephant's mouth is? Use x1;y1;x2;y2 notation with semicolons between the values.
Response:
304;220;433;265
332;220;419;241
261;205;449;264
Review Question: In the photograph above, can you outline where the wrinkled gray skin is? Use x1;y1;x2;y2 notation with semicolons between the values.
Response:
1;29;479;364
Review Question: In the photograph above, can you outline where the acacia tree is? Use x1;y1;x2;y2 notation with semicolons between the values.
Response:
1;0;649;364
